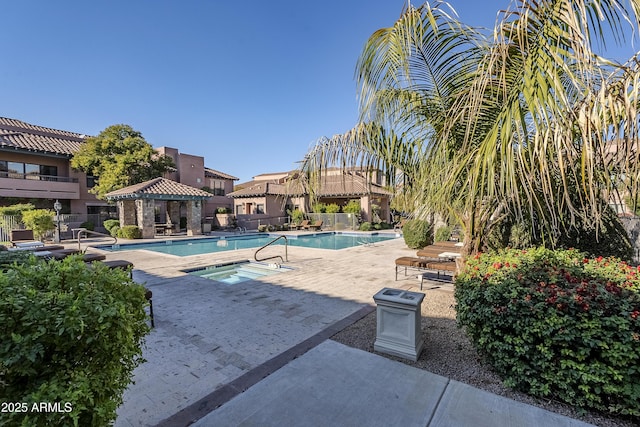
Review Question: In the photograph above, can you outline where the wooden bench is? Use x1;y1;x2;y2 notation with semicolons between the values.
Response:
395;256;458;289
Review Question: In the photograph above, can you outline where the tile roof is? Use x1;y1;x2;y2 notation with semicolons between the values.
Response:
315;174;393;197
228;180;305;197
204;167;238;180
228;173;392;198
0;117;86;156
105;177;213;201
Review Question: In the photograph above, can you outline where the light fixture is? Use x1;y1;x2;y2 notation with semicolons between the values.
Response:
54;200;62;242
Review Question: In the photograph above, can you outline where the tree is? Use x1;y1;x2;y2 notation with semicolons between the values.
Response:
301;0;640;256
71;124;175;199
20;209;55;241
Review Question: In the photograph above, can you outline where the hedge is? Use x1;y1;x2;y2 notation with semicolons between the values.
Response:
0;256;150;426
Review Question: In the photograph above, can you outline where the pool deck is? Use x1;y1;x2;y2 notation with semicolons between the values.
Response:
71;231;592;427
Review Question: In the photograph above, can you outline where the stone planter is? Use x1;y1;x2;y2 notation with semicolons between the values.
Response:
373;288;425;361
216;213;234;228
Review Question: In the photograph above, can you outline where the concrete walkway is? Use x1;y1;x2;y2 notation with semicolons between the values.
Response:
78;232;594;427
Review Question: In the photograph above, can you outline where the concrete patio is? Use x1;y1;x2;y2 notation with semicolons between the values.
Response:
73;232;593;426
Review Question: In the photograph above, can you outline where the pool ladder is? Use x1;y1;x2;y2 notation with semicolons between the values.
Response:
254;235;288;263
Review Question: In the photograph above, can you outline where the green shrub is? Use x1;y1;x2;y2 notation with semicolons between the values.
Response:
0;203;35;229
0;251;34;271
79;220;94;231
312;203;327;213
117;225;142;239
343;199;361;214
378;221;392;230
0;203;35;216
258;224;268;232
455;247;640;419
103;219;120;236
288;208;305;225
0;256;149;426
359;222;372;231
402;219;432;249
486;206;632;260
20;209;55;241
435;226;452;242
216;207;231;214
325;203;340;213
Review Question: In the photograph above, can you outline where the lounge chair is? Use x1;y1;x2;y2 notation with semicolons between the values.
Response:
45;248;106;263
395;256;457;289
308;220;323;231
415;242;462;259
299;220;311;230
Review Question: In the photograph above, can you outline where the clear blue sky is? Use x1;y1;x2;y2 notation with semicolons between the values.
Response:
2;1;637;183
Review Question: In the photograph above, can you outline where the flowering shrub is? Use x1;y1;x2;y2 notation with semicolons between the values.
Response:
455;247;640;419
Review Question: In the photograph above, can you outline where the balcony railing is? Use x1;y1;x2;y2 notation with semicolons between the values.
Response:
0;172;78;183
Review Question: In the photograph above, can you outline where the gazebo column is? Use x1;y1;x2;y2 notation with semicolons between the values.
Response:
360;195;371;222
136;199;156;239
186;200;203;236
167;201;180;233
118;200;137;226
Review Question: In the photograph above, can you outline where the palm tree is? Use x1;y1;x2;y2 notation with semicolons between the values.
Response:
301;0;640;256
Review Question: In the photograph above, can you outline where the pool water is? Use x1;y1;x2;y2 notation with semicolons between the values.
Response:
102;232;398;257
184;261;292;285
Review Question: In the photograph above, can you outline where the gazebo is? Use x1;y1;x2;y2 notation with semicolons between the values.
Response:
105;177;212;239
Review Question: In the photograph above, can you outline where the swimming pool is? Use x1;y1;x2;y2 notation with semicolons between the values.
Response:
100;232;398;257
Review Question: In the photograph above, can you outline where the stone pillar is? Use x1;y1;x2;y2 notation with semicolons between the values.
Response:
186;200;202;236
136;199;156;239
119;200;137;226
167;201;181;233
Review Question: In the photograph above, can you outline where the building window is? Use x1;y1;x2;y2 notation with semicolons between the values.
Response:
86;176;97;188
212;180;225;196
0;161;58;180
8;161;23;178
235;204;244;215
25;163;40;179
40;164;57;178
256;204;265;214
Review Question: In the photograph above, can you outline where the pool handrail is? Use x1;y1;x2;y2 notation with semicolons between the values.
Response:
254;235;288;263
77;228;118;252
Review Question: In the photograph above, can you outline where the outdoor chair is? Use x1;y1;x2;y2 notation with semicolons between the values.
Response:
9;229;43;248
299;220;311;229
308;220;323;231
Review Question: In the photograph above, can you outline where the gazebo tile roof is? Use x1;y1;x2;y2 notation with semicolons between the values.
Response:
105;177;213;200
